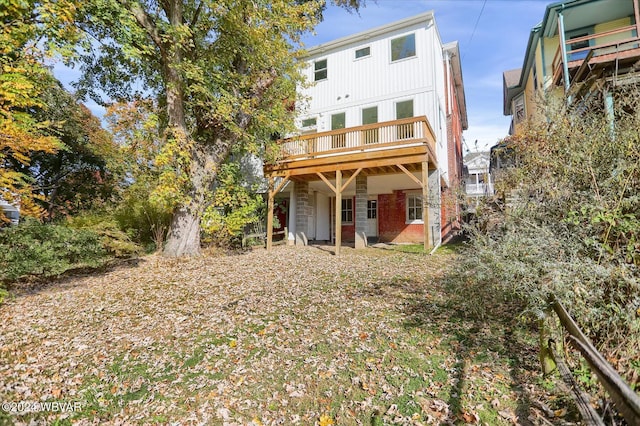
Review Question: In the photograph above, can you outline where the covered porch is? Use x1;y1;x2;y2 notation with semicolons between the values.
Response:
263;116;440;254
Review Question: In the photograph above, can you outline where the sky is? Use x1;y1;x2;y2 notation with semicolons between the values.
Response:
54;0;552;153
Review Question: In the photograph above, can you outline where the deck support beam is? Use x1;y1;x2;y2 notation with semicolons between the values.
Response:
335;170;342;255
266;176;290;251
422;161;430;252
355;174;368;249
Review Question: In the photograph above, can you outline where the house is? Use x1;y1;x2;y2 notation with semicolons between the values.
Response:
503;0;640;134
0;198;20;226
263;11;468;253
463;151;493;212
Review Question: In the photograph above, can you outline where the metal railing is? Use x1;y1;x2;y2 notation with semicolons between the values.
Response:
544;295;640;424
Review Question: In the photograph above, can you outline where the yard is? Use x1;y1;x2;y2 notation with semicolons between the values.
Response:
0;245;573;425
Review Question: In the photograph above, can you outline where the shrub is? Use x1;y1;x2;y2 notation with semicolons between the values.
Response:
455;86;640;381
0;218;109;284
66;213;142;258
114;177;173;252
201;161;265;248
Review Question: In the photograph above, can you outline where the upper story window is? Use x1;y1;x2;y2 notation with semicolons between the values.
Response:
513;94;525;124
355;46;370;59
314;59;327;81
391;33;416;62
567;28;593;61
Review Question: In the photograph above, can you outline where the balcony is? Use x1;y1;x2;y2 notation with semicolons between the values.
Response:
552;25;640;88
465;183;494;197
265;116;437;179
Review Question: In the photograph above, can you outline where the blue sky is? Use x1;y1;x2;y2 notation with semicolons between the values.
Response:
54;0;551;153
303;0;552;152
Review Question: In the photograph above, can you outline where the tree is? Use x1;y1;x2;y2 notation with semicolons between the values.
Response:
0;0;80;219
73;0;360;256
11;82;122;219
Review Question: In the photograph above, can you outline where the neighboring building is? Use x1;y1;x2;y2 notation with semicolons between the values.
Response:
263;11;468;253
0;198;20;226
504;0;640;134
463;151;493;212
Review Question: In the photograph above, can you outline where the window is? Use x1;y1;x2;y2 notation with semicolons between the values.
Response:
361;106;378;144
314;59;327;81
301;117;317;127
395;99;414;139
406;194;423;223
513;94;525;124
331;112;346;148
367;200;377;220
567;28;593;61
355;46;370;59
341;198;353;223
391;33;416;62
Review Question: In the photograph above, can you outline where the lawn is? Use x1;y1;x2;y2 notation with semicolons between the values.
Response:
0;245;573;425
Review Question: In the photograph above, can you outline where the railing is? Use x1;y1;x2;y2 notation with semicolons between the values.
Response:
552;25;640;85
541;295;640;424
465;183;494;196
274;116;436;162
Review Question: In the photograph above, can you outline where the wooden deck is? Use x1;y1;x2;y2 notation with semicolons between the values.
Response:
263;116;438;254
264;116;437;181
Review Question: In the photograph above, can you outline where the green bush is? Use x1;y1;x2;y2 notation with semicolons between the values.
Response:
0;218;110;284
114;177;172;252
201;161;265;248
66;213;142;258
455;86;640;381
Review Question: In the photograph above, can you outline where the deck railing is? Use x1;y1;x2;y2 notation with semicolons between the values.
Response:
552;25;640;85
274;116;436;163
465;183;494;196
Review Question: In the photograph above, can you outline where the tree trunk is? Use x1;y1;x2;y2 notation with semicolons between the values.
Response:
163;205;201;257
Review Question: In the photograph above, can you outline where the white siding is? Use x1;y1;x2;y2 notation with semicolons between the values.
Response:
297;15;452;182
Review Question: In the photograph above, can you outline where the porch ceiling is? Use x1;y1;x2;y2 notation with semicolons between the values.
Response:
276;170;426;197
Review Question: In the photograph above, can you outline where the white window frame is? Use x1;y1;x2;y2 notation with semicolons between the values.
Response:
405;192;424;224
341;198;353;224
513;93;525;124
390;33;416;62
354;46;371;60
314;59;327;81
301;117;317;128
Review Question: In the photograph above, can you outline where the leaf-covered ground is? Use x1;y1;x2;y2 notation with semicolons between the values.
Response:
0;245;575;425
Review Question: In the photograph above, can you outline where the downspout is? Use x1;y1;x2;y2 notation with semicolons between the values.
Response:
558;10;571;94
444;51;452;116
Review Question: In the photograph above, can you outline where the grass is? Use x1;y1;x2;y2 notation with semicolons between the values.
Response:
0;244;571;425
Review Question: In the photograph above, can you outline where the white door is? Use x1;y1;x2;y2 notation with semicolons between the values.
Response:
367;198;378;237
316;193;330;241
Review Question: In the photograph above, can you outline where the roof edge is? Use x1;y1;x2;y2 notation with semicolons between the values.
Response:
306;10;435;56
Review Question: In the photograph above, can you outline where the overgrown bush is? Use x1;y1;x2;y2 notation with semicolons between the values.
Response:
201;161;265;248
66;213;142;258
0;218;109;284
455;85;640;383
114;176;173;252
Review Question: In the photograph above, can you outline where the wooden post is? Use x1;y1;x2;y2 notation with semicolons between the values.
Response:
335;170;342;255
266;176;290;251
422;161;430;251
266;177;274;251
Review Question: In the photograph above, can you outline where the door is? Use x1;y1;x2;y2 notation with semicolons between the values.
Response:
367;198;378;237
331;112;346;148
316;193;330;240
362;106;378;144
